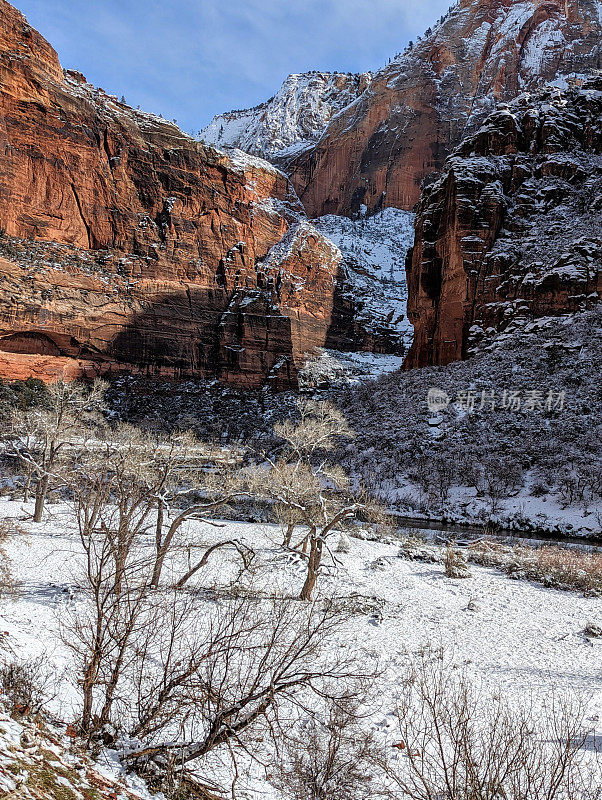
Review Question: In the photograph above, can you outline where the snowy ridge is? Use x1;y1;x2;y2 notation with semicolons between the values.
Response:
278;0;602;220
390;0;601;79
313;208;415;352
261;220;341;273
383;0;602;131
200;71;372;161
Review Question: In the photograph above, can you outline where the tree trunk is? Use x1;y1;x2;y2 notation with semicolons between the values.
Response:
282;523;295;548
82;679;94;734
300;536;322;601
33;474;49;523
81;647;102;734
151;499;165;588
23;467;32;503
151;498;238;588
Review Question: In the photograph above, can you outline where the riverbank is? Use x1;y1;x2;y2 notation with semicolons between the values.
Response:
393;514;602;549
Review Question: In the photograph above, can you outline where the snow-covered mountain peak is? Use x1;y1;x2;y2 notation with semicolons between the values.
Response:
200;71;372;162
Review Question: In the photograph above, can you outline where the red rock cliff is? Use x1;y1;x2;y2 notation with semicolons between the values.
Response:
405;77;602;368
0;0;350;388
287;0;602;218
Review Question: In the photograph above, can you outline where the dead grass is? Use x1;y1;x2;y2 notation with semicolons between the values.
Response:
444;544;471;579
468;541;602;596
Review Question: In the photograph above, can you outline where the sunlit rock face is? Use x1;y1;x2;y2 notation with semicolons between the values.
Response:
287;0;602;218
0;0;373;388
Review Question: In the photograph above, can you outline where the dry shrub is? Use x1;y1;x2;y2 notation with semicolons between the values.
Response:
469;541;602;595
0;655;56;716
444;544;471;579
271;699;380;800
380;648;602;800
0;518;23;596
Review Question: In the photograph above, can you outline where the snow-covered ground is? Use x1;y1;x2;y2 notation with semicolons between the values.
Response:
1;499;602;797
299;349;405;389
313;208;415;353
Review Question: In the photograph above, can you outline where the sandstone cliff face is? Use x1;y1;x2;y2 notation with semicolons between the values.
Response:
0;0;361;388
288;0;602;218
405;76;602;368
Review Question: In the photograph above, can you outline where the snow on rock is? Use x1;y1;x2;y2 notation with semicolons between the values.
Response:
226;147;286;178
299;349;405;389
0;706;153;800
260;221;341;273
200;71;372;162
313;208;415;352
285;0;602;217
406;75;602;370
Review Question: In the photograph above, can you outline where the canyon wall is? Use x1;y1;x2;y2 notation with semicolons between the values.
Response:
287;0;602;218
0;0;357;388
405;76;602;368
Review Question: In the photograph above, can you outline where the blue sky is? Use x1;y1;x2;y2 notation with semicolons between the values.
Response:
17;0;452;134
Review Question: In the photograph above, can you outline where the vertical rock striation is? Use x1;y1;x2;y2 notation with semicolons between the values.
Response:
288;0;602;218
405;77;602;368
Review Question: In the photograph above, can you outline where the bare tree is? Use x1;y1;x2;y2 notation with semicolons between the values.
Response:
123;598;364;771
428;454;456;508
3;379;106;522
61;517;368;796
61;519;150;735
258;456;362;600
378;647;601;800
479;456;523;516
255;401;376;600
69;424;251;592
141;432;247;588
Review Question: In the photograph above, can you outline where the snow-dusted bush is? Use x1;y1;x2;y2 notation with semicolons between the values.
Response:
444;544;471;579
584;622;602;638
271;699;380;800
0;655;55;716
